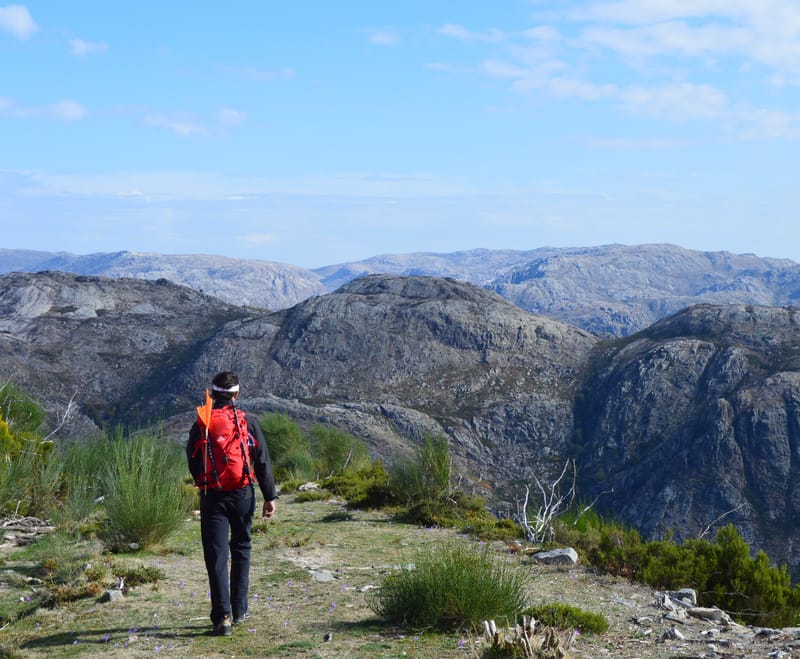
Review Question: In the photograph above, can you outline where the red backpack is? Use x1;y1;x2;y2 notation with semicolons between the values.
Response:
192;405;256;492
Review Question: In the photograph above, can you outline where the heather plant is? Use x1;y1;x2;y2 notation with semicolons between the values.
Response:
525;602;608;634
367;543;529;631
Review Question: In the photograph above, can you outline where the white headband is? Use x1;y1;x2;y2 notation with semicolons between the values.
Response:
212;384;240;393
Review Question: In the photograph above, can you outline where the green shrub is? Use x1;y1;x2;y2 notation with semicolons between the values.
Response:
525;602;608;634
367;544;529;631
100;432;192;550
702;525;800;627
56;435;118;523
390;434;452;504
294;488;333;503
323;462;392;509
0;437;62;517
464;517;526;542
113;561;165;587
260;413;314;482
386;454;421;504
0;381;45;436
311;425;372;477
0;384;60;517
563;512;800;628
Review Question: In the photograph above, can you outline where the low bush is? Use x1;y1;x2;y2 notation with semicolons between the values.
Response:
294;488;333;503
310;425;373;477
525;602;609;634
367;543;529;631
464;517;526;542
259;413;314;482
113;561;165;587
323;462;393;509
560;511;800;628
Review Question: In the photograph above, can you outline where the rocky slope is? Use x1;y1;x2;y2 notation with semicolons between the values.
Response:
5;244;800;336
2;270;800;576
574;303;800;572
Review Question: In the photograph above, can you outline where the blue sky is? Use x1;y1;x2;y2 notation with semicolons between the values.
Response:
2;1;799;268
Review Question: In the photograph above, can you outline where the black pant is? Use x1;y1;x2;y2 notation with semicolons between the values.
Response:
199;486;255;624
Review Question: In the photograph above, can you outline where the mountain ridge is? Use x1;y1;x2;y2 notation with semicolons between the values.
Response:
4;243;800;336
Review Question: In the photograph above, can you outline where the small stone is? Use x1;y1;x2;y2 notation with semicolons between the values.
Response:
99;589;124;603
531;547;578;565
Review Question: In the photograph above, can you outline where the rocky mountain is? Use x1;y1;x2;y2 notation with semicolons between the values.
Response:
574;303;800;572
4;244;800;336
0;249;327;311
3;270;800;576
318;244;800;335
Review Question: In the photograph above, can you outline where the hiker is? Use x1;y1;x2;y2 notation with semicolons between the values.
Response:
186;371;277;636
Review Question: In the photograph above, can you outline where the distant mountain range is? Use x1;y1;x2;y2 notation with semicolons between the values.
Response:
2;244;799;336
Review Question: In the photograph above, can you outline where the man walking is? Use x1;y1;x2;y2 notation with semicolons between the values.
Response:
187;371;277;636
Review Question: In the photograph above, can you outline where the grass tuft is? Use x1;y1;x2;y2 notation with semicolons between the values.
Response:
367;543;529;631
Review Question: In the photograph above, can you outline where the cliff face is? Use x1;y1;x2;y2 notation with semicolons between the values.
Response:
575;304;800;570
2;271;800;573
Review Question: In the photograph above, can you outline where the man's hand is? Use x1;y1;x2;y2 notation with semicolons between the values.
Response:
262;499;276;519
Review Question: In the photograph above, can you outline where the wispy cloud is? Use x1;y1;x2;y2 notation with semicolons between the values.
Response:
218;108;245;127
619;82;728;121
18;170;474;201
240;232;276;245
439;23;505;43
368;29;400;46
0;4;36;39
217;65;296;82
569;1;800;73
0;97;87;121
736;107;800;139
439;1;800;138
143;113;208;136
69;38;109;56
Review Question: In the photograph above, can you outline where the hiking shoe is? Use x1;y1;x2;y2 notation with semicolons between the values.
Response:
233;612;249;625
212;615;232;636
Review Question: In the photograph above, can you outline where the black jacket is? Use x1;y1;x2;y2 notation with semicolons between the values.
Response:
187;402;277;502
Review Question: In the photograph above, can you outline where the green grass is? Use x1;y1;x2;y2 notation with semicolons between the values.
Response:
99;433;193;550
367;542;530;631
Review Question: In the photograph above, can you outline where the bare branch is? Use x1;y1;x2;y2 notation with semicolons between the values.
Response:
514;459;596;544
41;392;79;442
697;504;745;540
